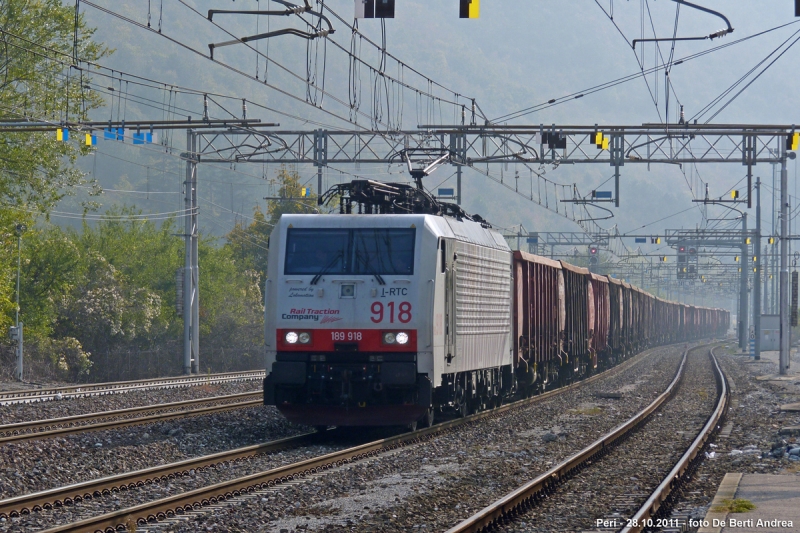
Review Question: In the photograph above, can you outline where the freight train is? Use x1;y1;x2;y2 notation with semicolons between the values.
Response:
262;179;729;428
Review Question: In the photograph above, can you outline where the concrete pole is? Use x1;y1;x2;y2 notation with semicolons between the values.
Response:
754;178;761;359
764;246;769;315
780;147;790;375
15;232;22;381
191;130;200;374
183;130;197;375
739;213;749;350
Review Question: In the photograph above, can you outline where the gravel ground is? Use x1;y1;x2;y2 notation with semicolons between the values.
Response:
662;344;800;531
0;403;311;501
493;345;719;532
95;343;697;533
0;380;262;425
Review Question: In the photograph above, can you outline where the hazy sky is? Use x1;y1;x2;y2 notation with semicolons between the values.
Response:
67;1;800;241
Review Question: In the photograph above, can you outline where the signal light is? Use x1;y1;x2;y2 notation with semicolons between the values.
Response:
593;130;607;150
459;0;480;18
678;246;686;253
589;246;598;255
787;131;799;151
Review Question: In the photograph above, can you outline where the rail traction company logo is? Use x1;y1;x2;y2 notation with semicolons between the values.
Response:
282;308;343;323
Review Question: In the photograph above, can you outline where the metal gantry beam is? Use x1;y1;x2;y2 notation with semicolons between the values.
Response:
194;124;793;168
7;120;793;371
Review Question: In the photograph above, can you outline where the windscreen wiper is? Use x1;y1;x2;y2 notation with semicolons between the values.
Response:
355;249;386;285
310;251;343;285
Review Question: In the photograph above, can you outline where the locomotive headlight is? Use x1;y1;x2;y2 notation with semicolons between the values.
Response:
285;331;299;344
395;332;409;345
298;332;311;344
383;332;396;344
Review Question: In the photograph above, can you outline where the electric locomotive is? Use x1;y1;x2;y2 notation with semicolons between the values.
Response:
262;178;731;428
263;180;512;427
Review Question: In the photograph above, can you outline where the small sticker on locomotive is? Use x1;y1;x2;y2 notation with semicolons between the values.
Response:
281;308;342;321
379;287;409;297
287;287;315;298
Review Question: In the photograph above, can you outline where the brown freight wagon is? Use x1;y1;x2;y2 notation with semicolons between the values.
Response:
512;251;565;393
559;261;593;376
607;277;626;358
621;281;635;354
589;273;610;367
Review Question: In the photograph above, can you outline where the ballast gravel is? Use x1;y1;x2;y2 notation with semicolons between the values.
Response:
494;345;720;532
663;345;800;531
0;379;262;425
65;343;697;533
0;402;312;501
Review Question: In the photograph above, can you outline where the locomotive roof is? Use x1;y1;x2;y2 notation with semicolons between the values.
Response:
278;213;510;252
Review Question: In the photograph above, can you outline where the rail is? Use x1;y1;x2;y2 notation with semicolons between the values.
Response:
0;370;266;405
444;343;722;533
0;430;321;519
620;346;729;533
31;343;677;533
0;392;263;445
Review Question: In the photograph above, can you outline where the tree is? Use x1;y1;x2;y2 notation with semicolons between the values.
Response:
226;167;318;280
265;166;320;226
0;0;108;210
0;0;107;333
226;205;272;281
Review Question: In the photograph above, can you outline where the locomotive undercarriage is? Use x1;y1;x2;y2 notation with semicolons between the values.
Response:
435;368;507;418
265;353;434;427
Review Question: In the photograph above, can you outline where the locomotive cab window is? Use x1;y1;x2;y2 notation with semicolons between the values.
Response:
285;228;415;275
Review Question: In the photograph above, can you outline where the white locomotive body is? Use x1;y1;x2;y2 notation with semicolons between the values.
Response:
263;213;513;427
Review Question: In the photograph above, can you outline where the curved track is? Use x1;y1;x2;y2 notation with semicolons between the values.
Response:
444;343;727;533
0;370;265;406
14;343;675;533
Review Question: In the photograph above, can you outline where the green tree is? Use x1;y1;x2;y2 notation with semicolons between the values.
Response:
265;166;320;226
226;205;272;280
0;0;108;209
1;0;108;333
226;166;319;279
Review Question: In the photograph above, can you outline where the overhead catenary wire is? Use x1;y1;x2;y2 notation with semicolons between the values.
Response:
493;20;799;123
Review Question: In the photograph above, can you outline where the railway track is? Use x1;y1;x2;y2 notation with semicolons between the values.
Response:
444;343;727;533
6;343;680;533
0;391;263;444
0;370;266;406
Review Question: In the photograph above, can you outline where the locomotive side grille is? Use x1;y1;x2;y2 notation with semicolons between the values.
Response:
454;243;512;334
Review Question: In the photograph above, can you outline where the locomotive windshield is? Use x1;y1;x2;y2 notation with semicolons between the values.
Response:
284;228;415;275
